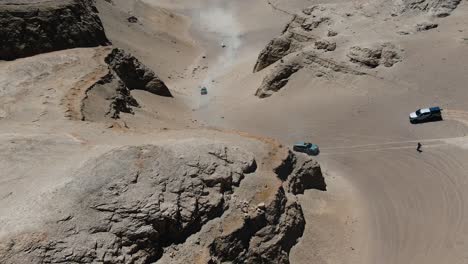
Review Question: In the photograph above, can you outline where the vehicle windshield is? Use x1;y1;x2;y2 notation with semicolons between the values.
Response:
416;109;421;115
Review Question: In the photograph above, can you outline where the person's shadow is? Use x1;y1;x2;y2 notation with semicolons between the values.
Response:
417;143;423;153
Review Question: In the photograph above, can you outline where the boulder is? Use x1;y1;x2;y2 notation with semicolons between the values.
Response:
348;43;402;68
416;22;439;31
315;40;337;51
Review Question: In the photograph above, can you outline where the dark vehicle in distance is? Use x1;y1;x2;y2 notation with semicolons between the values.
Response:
409;106;442;124
293;142;320;156
201;87;208;95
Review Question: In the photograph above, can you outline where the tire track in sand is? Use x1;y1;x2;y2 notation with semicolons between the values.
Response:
322;109;468;263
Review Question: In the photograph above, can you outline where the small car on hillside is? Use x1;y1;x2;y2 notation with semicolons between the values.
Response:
409;106;442;124
201;87;208;95
293;142;320;156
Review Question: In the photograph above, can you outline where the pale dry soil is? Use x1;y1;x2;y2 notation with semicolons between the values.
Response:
2;0;468;263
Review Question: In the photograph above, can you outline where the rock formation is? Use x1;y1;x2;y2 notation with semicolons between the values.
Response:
253;0;462;97
208;189;305;263
255;51;364;98
105;48;172;97
315;40;337;52
347;43;402;68
280;151;326;194
415;22;439;31
0;0;109;60
395;0;461;17
253;14;320;72
255;61;303;98
253;5;371;97
82;72;140;120
82;48;172;120
0;142;325;264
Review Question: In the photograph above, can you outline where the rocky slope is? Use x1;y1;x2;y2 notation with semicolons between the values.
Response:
105;48;172;98
83;48;172;121
255;49;365;98
395;0;461;17
0;1;328;263
0;140;325;264
0;0;109;60
253;1;459;97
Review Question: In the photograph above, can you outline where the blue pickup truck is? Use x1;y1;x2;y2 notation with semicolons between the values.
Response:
409;106;442;124
293;142;320;156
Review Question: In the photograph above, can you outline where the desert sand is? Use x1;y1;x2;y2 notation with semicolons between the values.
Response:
1;0;468;263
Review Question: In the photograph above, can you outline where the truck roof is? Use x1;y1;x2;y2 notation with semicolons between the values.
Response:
419;106;441;114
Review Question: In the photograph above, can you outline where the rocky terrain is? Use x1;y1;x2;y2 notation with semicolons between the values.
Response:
395;0;461;17
0;1;326;263
0;133;324;264
255;50;365;98
3;0;468;264
253;0;460;97
0;0;109;60
83;48;172;121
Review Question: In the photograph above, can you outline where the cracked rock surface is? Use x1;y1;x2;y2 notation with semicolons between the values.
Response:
255;50;364;98
0;139;324;264
83;48;172;121
253;0;458;97
105;48;172;98
0;143;256;263
395;0;461;17
347;43;402;68
0;0;109;60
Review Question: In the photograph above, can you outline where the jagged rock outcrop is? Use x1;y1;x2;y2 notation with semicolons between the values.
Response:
255;61;303;98
347;43;402;68
415;22;439;31
254;0;459;97
157;146;325;264
0;0;109;60
105;48;172;97
395;0;461;17
256;51;364;98
209;189;305;263
315;40;336;51
254;34;295;73
0;143;257;263
82;48;172;120
278;151;326;195
0;141;325;264
253;14;320;72
253;5;337;73
82;72;139;120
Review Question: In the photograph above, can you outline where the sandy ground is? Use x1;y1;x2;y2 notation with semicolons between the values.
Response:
2;0;468;263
